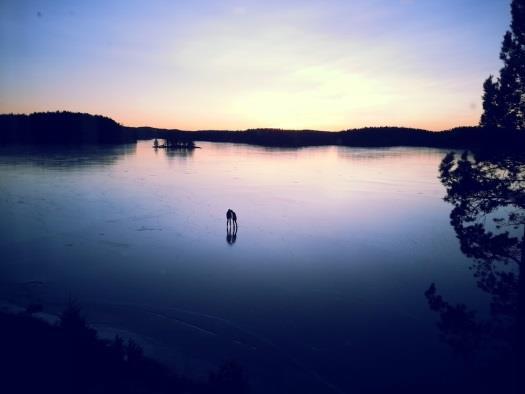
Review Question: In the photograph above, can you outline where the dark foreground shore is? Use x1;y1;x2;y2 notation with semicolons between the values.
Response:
0;305;249;394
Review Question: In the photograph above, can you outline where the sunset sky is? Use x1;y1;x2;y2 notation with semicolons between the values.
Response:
0;0;510;131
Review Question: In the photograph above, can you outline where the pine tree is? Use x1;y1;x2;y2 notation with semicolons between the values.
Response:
498;31;521;129
480;76;500;128
480;0;525;130
511;0;525;129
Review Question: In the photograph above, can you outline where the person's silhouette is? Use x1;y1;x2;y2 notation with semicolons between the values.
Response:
226;209;238;229
231;210;237;229
226;224;237;245
226;209;233;228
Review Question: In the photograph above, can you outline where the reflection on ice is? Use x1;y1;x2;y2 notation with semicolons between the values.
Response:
0;141;492;393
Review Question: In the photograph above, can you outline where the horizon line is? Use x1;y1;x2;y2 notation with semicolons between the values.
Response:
0;110;480;134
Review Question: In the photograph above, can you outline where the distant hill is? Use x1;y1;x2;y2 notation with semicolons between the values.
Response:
1;111;524;150
0;112;135;144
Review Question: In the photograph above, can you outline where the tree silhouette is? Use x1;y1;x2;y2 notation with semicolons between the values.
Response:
481;76;501;129
480;0;525;130
426;150;525;392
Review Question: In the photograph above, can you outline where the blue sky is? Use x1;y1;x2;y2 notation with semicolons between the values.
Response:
0;0;511;130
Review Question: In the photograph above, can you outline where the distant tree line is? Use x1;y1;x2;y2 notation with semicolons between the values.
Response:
133;126;525;150
0;111;136;144
481;0;525;131
1;112;525;150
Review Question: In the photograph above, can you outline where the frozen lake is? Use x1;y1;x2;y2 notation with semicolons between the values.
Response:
0;141;497;393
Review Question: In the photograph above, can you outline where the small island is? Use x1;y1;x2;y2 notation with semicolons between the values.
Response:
153;137;199;150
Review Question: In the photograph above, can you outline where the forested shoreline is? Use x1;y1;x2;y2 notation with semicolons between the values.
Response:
1;111;524;150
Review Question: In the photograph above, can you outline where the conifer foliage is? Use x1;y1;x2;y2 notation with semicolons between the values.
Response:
481;0;525;130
